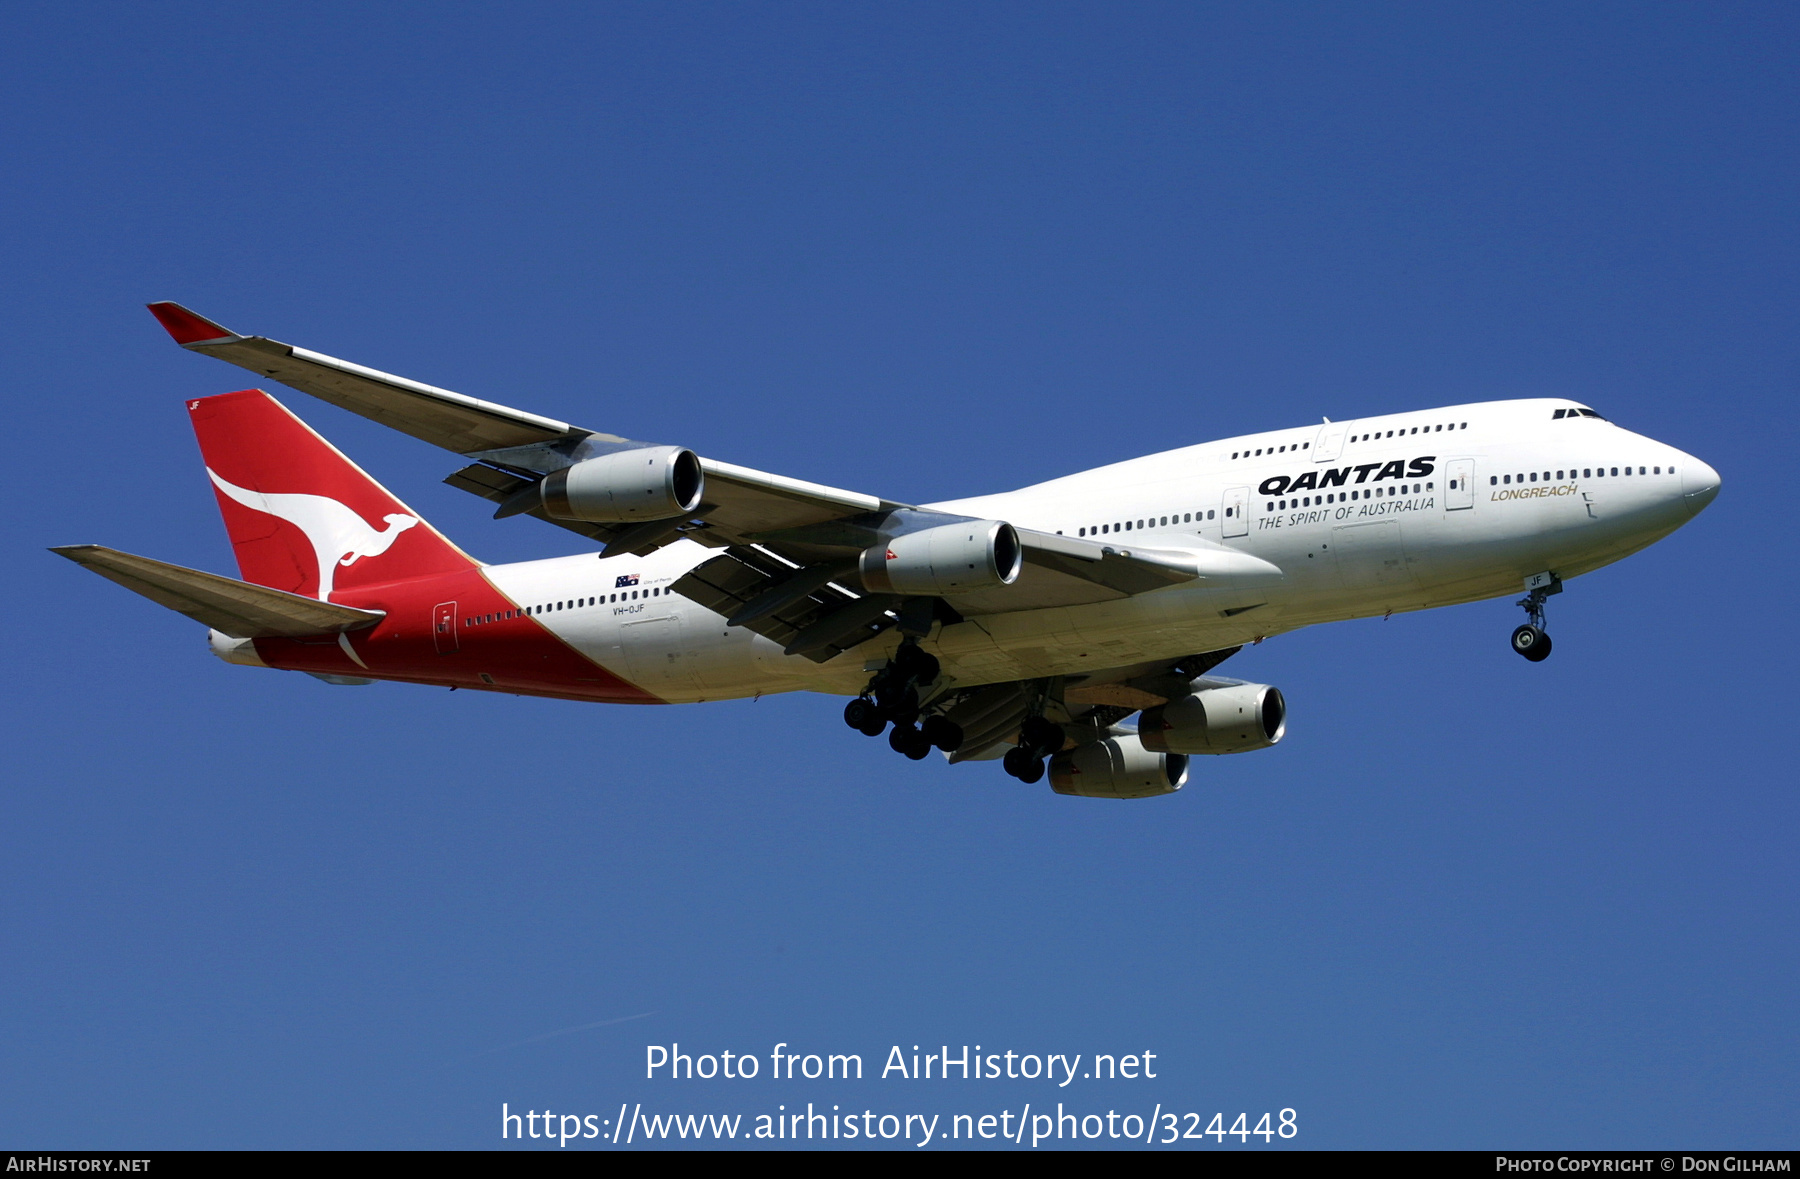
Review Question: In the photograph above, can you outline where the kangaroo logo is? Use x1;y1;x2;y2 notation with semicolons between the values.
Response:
207;469;419;601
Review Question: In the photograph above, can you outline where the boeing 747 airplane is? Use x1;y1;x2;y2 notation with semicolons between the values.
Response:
53;303;1721;797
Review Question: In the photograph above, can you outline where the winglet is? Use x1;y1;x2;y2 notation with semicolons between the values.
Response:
147;301;239;346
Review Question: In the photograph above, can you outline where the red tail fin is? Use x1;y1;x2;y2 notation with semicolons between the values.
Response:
188;390;476;600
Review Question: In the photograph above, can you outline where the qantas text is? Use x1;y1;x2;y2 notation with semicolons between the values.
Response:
1256;456;1436;497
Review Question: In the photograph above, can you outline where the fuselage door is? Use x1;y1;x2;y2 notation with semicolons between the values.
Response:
622;614;700;694
1222;486;1249;538
432;601;459;654
1444;459;1475;511
1313;420;1351;463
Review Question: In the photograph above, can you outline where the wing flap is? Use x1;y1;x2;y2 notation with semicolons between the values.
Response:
672;549;892;663
52;545;385;638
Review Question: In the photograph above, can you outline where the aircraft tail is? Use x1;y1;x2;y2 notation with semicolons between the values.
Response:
188;390;477;601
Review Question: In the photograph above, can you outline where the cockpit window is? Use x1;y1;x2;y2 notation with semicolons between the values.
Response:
1554;407;1610;422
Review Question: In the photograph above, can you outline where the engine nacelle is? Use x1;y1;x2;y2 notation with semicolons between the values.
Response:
859;520;1023;597
1048;733;1188;800
539;446;704;523
1138;681;1286;755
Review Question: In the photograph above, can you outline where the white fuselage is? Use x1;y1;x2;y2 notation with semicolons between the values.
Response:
481;398;1719;702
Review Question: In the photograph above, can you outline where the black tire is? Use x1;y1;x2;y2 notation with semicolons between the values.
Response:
1511;624;1552;662
844;698;876;730
1021;716;1064;757
921;715;964;753
875;682;919;716
895;647;940;683
859;714;889;737
1003;746;1043;781
889;724;930;759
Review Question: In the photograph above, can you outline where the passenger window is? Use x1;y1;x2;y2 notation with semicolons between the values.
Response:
1208;510;1215;519
1503;475;1511;484
1490;477;1497;485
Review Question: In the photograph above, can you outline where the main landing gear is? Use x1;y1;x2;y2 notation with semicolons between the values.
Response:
842;642;963;760
1511;572;1562;663
1002;715;1065;784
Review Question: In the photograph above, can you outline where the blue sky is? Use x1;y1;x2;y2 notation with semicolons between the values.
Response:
2;2;1795;1149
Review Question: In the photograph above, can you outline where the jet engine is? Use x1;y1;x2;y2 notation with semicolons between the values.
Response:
1048;733;1188;800
859;520;1023;596
538;446;704;523
1138;681;1286;755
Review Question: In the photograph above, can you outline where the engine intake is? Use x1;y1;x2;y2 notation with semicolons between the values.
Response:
1138;681;1286;755
859;520;1023;597
1048;733;1188;800
539;446;704;523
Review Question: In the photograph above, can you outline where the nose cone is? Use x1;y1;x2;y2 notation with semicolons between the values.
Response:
1680;456;1721;513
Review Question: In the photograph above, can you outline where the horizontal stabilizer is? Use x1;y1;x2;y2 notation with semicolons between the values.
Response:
50;545;385;638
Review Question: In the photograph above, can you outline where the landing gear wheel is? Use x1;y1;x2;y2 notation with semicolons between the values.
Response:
875;682;920;719
1020;715;1064;757
1511;624;1552;662
844;698;880;732
921;715;964;753
891;644;940;683
889;724;931;760
1003;746;1045;782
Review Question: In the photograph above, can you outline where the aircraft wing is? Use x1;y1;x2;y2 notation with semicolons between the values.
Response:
148;302;581;453
51;545;385;638
938;647;1242;763
149;303;1266;660
148;303;901;547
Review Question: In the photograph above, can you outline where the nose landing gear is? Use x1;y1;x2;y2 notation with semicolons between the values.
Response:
1511;572;1561;662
